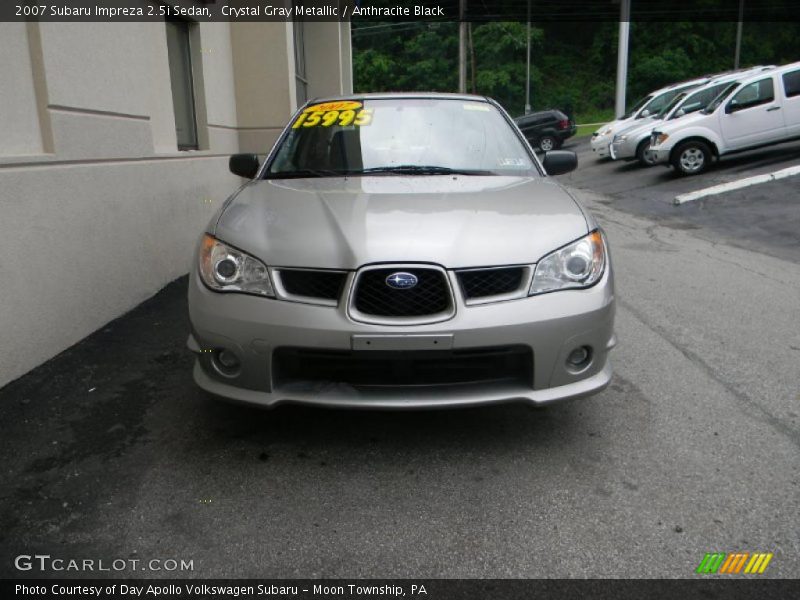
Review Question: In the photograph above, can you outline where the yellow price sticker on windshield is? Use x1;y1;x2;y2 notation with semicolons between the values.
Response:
305;100;363;113
293;107;373;129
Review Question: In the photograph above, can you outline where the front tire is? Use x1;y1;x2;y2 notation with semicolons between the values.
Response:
671;140;712;175
538;135;558;152
636;140;656;166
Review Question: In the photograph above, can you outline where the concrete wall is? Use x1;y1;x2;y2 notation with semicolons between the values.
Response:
230;22;296;154
304;21;353;101
0;20;352;388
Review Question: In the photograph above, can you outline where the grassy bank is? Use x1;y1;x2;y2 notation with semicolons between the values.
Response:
574;108;615;137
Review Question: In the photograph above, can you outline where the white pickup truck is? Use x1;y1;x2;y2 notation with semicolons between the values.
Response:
648;61;800;175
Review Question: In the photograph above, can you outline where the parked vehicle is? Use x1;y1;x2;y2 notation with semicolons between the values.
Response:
590;76;712;159
648;61;800;175
514;109;577;151
610;67;774;165
188;93;615;409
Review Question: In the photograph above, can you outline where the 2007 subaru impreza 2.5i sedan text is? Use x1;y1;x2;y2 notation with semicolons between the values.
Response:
187;93;616;409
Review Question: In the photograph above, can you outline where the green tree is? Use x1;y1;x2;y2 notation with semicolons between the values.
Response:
352;20;800;123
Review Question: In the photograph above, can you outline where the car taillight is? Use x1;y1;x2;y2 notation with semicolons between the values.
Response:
558;119;570;130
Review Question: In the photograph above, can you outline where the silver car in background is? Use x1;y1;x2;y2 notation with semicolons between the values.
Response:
590;76;711;158
188;94;615;409
610;67;774;165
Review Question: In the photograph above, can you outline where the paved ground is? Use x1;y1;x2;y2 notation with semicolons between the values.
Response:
1;149;799;578
559;136;800;264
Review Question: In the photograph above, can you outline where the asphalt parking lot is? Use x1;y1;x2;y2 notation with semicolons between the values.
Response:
1;141;798;578
559;136;800;264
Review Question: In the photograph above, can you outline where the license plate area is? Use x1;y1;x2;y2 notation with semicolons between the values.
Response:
351;334;454;351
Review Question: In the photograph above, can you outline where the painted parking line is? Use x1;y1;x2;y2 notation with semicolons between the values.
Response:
674;164;800;205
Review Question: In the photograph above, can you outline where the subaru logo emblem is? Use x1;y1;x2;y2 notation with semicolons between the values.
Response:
385;272;418;290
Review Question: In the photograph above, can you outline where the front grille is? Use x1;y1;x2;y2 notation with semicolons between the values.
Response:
273;346;533;389
458;267;524;299
353;267;450;318
277;269;346;301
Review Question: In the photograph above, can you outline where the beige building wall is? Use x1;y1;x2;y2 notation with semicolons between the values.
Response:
0;19;352;388
230;22;297;154
304;21;353;101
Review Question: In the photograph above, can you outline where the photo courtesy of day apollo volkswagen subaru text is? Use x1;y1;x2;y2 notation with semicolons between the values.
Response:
188;93;615;409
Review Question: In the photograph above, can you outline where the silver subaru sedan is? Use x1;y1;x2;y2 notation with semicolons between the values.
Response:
188;93;615;409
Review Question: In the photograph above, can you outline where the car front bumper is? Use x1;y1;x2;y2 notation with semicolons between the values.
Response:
591;136;611;158
646;146;671;165
187;266;616;409
609;138;638;160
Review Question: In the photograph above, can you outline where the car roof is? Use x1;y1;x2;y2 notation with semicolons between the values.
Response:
645;65;777;98
732;61;800;87
691;66;774;90
661;69;768;114
307;92;493;104
774;59;800;73
649;76;712;96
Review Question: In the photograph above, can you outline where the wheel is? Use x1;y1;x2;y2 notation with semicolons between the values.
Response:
636;140;657;166
538;135;557;152
671;140;712;175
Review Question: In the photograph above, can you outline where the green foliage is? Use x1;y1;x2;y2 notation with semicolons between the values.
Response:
352;20;800;122
472;22;543;111
353;22;459;93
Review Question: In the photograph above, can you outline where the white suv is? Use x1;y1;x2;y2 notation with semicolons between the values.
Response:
648;61;800;175
590;76;712;158
609;67;773;165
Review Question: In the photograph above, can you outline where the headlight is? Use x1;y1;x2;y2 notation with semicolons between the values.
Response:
593;127;611;138
198;234;274;297
529;230;606;295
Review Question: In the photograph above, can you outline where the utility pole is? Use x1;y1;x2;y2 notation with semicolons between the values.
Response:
734;0;744;68
459;0;467;93
468;23;477;93
525;0;532;114
615;0;631;119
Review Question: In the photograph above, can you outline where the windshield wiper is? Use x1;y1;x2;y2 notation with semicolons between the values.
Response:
268;165;497;178
267;168;347;179
360;165;494;176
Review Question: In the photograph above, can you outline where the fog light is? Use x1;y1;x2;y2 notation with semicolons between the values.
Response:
212;348;241;377
567;346;592;369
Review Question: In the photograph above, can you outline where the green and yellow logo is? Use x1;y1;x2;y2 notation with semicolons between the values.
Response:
696;552;773;574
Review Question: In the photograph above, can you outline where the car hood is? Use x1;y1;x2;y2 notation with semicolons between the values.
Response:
601;116;643;138
595;119;623;136
212;176;589;269
615;116;659;138
654;111;708;135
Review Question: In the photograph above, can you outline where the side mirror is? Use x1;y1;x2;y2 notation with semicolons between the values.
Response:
542;150;578;176
229;154;260;179
639;109;650;118
675;108;685;117
725;101;740;114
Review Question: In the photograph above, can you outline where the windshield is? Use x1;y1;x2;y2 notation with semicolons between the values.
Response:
623;95;651;119
639;87;687;117
266;98;538;178
703;83;739;114
671;82;734;119
659;92;687;118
